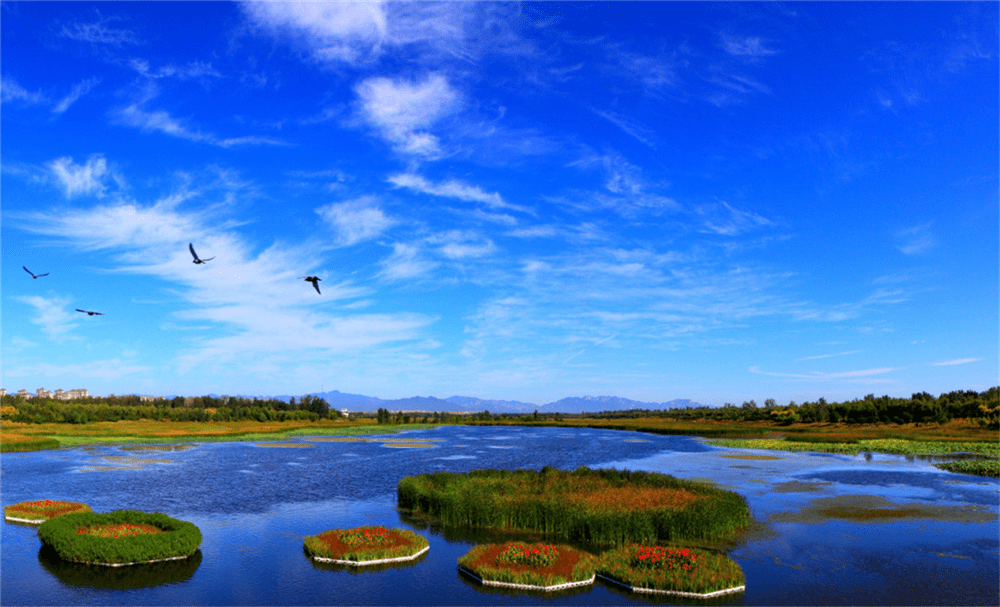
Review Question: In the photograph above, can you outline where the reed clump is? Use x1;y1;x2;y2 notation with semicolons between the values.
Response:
38;510;201;565
398;466;750;544
597;543;744;595
459;542;598;588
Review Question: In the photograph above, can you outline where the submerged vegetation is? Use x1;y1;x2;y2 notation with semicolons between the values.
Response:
303;526;428;563
459;542;598;589
38;510;201;565
398;467;750;544
597;544;744;596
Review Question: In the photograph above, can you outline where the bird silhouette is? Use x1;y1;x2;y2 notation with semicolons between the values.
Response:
189;243;215;264
23;266;49;279
75;309;104;316
300;276;322;294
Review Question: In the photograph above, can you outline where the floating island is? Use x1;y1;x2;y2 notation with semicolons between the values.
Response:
4;500;92;524
596;543;745;598
303;526;429;566
458;541;598;592
38;510;202;566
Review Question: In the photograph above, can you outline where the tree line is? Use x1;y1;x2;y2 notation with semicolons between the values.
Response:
589;388;999;428
0;393;335;424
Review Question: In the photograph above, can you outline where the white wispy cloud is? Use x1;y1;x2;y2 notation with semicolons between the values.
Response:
797;350;862;361
15;295;80;339
110;85;286;147
59;15;140;47
378;242;439;281
15;191;435;376
699;201;774;235
429;230;496;260
47;154;117;198
315;196;396;247
929;358;981;366
128;59;222;80
52;77;100;114
4;359;153;382
591;109;657;148
242;1;390;64
566;152;678;216
720;34;777;57
1;76;47;105
240;1;472;66
748;366;901;380
388;173;532;214
896;222;934;255
354;73;460;158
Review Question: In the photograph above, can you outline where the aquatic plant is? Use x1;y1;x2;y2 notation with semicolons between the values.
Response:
597;543;744;595
458;542;598;588
708;437;1000;459
303;526;428;563
4;500;91;522
933;460;1000;477
38;510;201;565
398;466;750;544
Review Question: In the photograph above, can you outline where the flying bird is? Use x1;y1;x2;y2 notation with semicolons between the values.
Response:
300;276;322;294
189;243;215;264
23;266;49;279
75;309;104;316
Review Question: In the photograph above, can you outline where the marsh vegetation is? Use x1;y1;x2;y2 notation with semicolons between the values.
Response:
398;467;750;544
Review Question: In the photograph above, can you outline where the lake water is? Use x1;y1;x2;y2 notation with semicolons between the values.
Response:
2;425;998;605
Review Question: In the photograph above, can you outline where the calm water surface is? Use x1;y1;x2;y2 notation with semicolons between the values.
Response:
2;425;997;605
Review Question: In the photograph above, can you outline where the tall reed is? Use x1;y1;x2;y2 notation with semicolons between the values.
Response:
398;466;749;544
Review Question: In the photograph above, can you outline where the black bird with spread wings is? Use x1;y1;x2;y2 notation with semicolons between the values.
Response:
23;266;49;279
75;309;104;316
189;243;215;264
300;276;322;294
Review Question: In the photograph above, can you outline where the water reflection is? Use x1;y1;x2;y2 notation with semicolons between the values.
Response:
38;546;201;589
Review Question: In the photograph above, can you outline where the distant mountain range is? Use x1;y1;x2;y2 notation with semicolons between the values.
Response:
214;390;706;414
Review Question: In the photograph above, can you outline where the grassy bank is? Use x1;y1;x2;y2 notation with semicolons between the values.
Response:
705;437;1000;458
0;419;433;452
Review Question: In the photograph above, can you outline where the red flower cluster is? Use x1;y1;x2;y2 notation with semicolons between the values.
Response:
496;542;559;568
8;500;86;519
340;526;392;546
76;523;162;539
633;545;698;573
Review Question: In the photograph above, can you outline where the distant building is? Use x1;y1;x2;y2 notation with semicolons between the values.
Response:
340;409;350;418
139;395;163;402
0;388;6;398
36;388;53;399
16;389;31;399
53;389;88;400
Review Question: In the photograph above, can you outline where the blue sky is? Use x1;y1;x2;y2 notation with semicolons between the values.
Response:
2;2;997;406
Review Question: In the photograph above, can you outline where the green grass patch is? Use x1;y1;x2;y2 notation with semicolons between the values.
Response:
597;543;744;596
706;437;1000;459
304;526;428;562
398;466;750;544
38;510;201;565
459;542;598;588
1;433;61;452
934;460;1000;477
5;500;92;522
